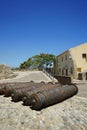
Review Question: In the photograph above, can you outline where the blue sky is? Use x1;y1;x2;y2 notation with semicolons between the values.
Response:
0;0;87;67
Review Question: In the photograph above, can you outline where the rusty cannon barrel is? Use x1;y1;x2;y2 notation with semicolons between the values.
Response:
0;82;18;95
11;82;45;102
22;82;60;106
0;83;9;95
3;81;34;97
30;84;78;110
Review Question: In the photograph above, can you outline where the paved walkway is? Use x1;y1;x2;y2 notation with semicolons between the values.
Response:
73;79;87;98
0;70;53;83
0;70;87;130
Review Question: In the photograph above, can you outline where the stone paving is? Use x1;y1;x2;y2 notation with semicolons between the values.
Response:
0;71;53;83
0;70;87;130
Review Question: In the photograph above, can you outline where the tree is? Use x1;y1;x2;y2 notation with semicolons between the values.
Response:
19;53;55;69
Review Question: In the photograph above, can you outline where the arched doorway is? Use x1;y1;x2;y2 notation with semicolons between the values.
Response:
78;73;82;80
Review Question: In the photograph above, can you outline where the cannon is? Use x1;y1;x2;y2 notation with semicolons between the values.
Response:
30;84;78;110
0;82;18;95
22;82;61;106
3;81;34;97
11;82;46;102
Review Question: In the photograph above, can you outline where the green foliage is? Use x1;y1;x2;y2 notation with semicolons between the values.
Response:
19;53;55;69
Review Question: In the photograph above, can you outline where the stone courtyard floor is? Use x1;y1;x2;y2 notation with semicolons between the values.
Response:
0;70;87;130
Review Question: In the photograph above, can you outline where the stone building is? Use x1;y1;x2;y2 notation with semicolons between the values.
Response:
54;43;87;80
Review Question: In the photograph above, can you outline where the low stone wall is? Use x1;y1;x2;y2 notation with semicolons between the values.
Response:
0;64;16;80
54;75;72;85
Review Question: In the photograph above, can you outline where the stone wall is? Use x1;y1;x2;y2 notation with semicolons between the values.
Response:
0;64;16;80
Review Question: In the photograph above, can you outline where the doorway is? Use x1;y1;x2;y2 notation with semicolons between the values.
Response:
65;69;68;76
86;72;87;80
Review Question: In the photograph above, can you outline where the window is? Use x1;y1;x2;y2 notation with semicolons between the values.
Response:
82;53;86;59
59;68;61;73
62;69;64;75
65;54;67;60
62;56;63;62
77;68;81;72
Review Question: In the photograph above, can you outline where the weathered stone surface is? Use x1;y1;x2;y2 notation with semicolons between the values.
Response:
0;64;16;80
0;96;87;130
0;70;87;130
